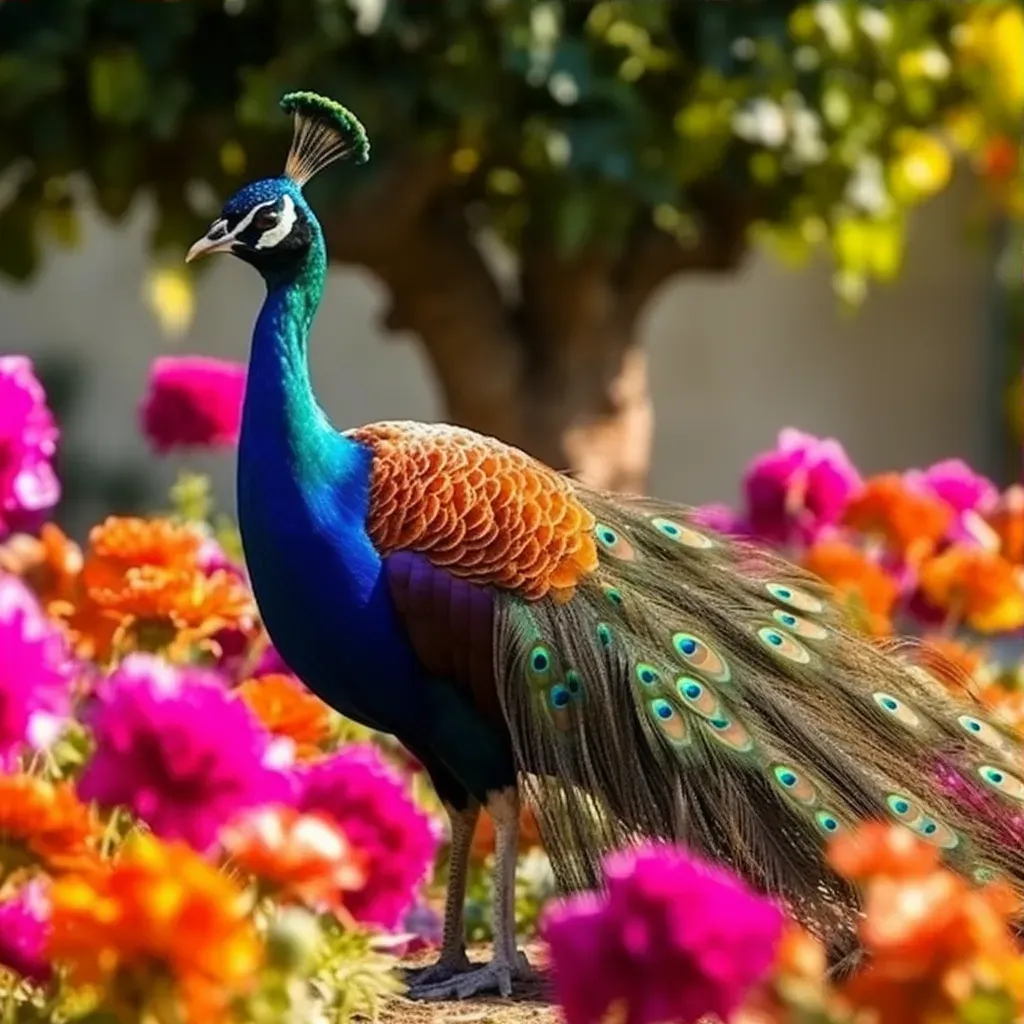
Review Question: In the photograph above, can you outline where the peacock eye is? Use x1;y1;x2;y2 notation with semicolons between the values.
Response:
254;209;279;230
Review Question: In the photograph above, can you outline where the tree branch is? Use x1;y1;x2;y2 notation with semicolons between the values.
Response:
323;182;527;439
321;147;457;260
617;193;756;319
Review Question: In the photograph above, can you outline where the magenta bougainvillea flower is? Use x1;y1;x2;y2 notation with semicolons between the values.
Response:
296;745;439;930
742;428;862;546
77;653;292;852
140;355;246;453
542;843;783;1024
0;356;60;538
0;573;75;769
0;879;52;986
691;502;750;537
905;458;998;516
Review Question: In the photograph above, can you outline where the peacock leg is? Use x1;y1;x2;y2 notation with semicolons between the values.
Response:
409;787;536;1001
406;801;478;989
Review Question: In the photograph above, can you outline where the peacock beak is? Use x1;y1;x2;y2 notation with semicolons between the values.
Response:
185;220;235;263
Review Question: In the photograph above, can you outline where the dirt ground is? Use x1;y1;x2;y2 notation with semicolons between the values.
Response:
383;943;558;1024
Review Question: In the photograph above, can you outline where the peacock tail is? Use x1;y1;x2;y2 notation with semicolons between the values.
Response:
353;422;1024;956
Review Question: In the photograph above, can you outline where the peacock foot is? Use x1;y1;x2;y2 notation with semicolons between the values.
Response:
404;949;472;990
406;951;536;1001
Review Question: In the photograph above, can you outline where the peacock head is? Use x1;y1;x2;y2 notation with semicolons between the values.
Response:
185;91;369;276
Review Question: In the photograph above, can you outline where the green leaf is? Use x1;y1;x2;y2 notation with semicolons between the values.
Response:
88;50;150;126
555;189;597;256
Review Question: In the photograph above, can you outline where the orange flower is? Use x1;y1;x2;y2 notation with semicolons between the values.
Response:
802;540;899;635
49;833;261;1023
221;805;366;914
843;474;953;563
827;823;1024;1023
740;922;836;1023
844;872;1023;1023
920;635;988;690
987;484;1024;564
0;774;100;875
82;516;255;656
471;805;542;860
918;544;1024;633
0;524;117;661
236;674;332;759
828;821;940;883
977;685;1024;734
0;523;82;605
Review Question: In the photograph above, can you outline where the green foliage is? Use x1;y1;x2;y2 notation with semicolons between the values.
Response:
0;0;1019;301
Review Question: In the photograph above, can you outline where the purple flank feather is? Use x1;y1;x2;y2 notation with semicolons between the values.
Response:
385;552;498;720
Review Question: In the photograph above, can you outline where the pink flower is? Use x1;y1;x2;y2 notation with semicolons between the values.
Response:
296;745;439;930
140;356;245;453
392;901;443;957
253;641;289;677
541;844;783;1024
905;459;1000;548
742;428;861;547
196;534;245;579
691;503;750;537
0;879;52;986
0;356;60;538
0;573;75;769
77;653;292;852
905;459;998;516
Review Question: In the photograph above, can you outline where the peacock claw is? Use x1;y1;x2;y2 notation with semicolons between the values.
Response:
406;952;536;1002
404;950;472;989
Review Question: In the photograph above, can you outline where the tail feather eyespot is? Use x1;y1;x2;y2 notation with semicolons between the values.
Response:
766;582;824;614
650;517;714;550
671;632;731;683
756;627;811;664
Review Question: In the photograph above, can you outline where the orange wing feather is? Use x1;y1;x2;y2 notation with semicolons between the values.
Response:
347;422;599;601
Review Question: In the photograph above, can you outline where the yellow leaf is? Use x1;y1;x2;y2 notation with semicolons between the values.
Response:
451;148;480;176
889;131;951;203
144;266;195;339
219;141;247;177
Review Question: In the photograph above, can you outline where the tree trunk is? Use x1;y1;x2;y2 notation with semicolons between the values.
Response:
321;162;750;492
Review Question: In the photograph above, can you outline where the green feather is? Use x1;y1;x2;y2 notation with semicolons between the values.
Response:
492;487;1024;957
280;91;369;187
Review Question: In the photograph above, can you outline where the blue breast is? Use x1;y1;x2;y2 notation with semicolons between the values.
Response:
237;425;428;736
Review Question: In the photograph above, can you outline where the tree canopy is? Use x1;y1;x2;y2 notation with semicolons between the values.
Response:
2;0;1021;487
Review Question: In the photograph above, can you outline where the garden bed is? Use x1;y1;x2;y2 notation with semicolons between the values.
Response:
388;945;555;1024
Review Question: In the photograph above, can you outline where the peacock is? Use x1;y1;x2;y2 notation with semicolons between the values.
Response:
186;92;1024;1001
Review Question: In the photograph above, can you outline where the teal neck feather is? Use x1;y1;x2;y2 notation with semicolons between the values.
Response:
239;214;361;499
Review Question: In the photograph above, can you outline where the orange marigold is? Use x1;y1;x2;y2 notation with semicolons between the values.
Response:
0;774;100;876
49;833;261;1024
844;871;1022;1023
828;821;940;882
843;474;953;564
471;805;543;860
918;544;1024;633
82;516;255;655
0;524;117;661
802;540;899;635
221;805;366;914
987;484;1024;564
920;635;989;690
977;685;1024;735
828;823;1024;1024
236;674;332;759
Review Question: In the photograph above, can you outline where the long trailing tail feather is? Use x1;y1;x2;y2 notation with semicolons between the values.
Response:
493;487;1024;956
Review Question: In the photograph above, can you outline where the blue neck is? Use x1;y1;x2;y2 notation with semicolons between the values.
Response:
238;226;361;499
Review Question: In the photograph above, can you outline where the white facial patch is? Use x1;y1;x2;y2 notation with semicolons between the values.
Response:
255;194;297;249
229;198;276;237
